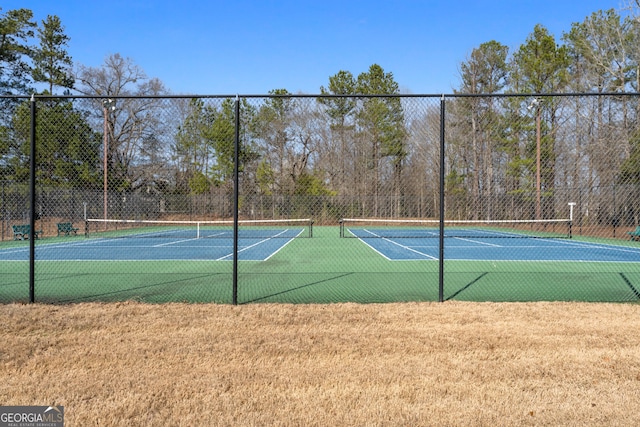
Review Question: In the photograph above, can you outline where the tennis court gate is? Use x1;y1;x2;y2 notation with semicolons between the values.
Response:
3;93;640;303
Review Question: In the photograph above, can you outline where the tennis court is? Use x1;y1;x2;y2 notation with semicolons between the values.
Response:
0;226;306;261
4;93;640;304
2;220;640;304
342;225;640;262
4;219;637;263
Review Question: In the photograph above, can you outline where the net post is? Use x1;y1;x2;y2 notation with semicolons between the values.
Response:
309;220;314;238
568;202;576;239
83;202;88;237
339;219;344;238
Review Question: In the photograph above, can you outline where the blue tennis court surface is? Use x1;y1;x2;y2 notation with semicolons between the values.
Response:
349;228;640;262
0;229;303;261
3;226;640;263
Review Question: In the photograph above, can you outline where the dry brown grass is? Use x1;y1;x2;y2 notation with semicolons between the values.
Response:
1;302;640;426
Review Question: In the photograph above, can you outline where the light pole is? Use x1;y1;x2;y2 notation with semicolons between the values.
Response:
528;98;541;220
102;99;115;228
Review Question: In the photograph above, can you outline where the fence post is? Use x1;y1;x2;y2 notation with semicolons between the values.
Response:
232;95;240;305
1;181;4;241
438;95;445;303
29;95;36;304
613;181;616;238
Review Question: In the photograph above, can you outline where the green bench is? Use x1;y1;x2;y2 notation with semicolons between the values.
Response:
628;226;640;241
57;222;79;236
12;224;43;240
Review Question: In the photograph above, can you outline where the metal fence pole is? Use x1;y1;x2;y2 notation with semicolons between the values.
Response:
438;95;445;303
1;181;4;241
29;95;36;303
232;95;240;305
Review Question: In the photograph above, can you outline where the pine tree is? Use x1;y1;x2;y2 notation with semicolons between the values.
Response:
32;15;74;94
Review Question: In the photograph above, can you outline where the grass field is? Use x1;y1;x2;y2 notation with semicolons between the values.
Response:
2;226;640;303
1;301;640;426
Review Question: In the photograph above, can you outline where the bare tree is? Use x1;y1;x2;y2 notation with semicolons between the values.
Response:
74;53;169;193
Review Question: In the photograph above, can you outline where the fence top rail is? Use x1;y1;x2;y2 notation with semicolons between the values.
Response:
2;92;640;100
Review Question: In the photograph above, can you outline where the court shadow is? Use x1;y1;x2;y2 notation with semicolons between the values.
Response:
56;273;228;303
620;273;640;299
445;272;489;301
241;273;355;304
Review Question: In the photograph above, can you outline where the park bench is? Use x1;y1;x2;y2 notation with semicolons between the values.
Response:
57;222;79;236
12;224;43;240
628;226;640;241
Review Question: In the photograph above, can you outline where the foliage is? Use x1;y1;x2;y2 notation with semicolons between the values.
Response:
458;41;509;94
563;9;633;92
174;98;259;195
174;98;214;186
256;159;275;195
32;15;74;94
294;172;336;196
510;24;570;93
620;130;640;184
319;70;357;125
11;98;100;188
0;8;36;96
3;4;640;219
354;64;407;215
75;53;169;193
355;64;406;163
188;170;210;194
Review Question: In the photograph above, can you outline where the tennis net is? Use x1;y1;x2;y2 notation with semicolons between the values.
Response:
339;218;572;239
85;218;313;239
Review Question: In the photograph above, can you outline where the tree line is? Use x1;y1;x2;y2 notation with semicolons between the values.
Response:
2;6;640;224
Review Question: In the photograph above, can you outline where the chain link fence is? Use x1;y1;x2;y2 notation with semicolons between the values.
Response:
1;94;639;303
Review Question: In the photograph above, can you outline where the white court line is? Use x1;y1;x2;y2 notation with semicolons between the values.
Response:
353;236;393;260
535;237;640;255
358;229;437;260
351;227;640;261
152;231;228;247
0;247;30;255
264;229;304;261
0;228;303;262
450;236;502;247
215;229;301;261
0;237;123;254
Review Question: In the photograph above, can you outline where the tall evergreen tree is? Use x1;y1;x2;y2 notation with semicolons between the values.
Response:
207;98;258;189
318;70;357;193
254;89;295;194
0;8;36;96
355;64;406;216
510;24;570;93
32;15;74;94
173;98;215;194
509;25;570;218
453;41;509;218
12;99;101;187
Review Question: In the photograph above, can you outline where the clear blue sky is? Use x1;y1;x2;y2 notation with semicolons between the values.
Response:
7;0;628;95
